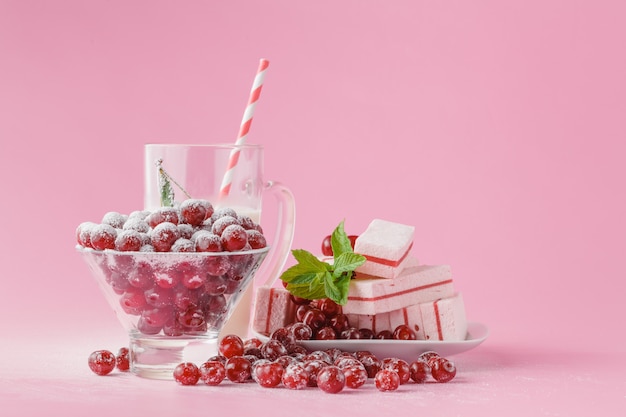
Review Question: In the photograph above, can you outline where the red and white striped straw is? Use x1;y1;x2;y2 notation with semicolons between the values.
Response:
219;59;270;198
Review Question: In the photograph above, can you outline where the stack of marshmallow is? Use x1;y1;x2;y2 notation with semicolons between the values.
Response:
252;219;468;341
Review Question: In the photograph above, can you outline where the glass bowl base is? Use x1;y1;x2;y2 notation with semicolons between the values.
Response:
129;330;219;380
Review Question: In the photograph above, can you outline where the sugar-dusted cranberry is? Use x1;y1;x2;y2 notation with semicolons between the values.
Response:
376;330;394;339
171;238;195;252
150;222;180;252
303;360;327;387
116;347;130;371
270;327;296;348
204;275;227;295
419;351;441;367
431;357;457;383
302;308;326;332
245;229;267;249
289;322;313;340
193;231;223;252
147;207;179;228
254;361;284;388
219;334;244;358
343;364;368;389
315;326;337;340
102;211;127;229
177;223;194;240
137;315;162;335
261;339;288;361
409;358;430;383
295;304;311;322
203;256;231;276
180;199;211;226
90;224;117;250
123;217;150;233
144;286;173;308
119;288;147;315
212;215;239;236
180;269;206;290
177;307;206;330
225;356;252;383
76;222;96;248
199;360;226;385
289;345;309;356
375;369;400;391
304;350;333;364
238;215;256;230
211;207;238;221
115;229;143;251
340;327;362;339
88;350;116;376
328;314;350;334
358;353;382;378
393;324;417;340
282;363;309;390
173;362;200;385
316;365;345;394
321;235;333;256
381;357;411;384
221;224;248;252
206;355;227;364
334;356;362;369
140;307;172;328
316;298;341;318
244;337;263;350
162;317;184;336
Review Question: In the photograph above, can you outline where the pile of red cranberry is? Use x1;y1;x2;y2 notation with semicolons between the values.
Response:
168;330;456;393
76;199;268;337
76;198;266;253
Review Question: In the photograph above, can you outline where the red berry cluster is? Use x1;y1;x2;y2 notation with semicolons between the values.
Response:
88;347;130;376
76;200;269;337
172;332;457;392
76;199;266;253
285;296;418;341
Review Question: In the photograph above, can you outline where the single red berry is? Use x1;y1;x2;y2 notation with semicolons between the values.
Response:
315;326;337;340
211;215;239;236
290;322;313;340
150;222;180;252
88;350;116;376
431;357;457;383
381;357;411;384
225;356;252;383
90;224;117;250
115;229;143;251
282;363;309;390
221;224;248;252
147;207;179;228
343;364;368;389
173;362;200;385
359;353;382;378
321;235;333;256
316;365;345;394
180;199;209;226
260;339;288;361
303;360;327;387
102;211;127;228
246;229;267;249
193;231;223;252
393;324;417;340
254;361;284;388
409;358;430;383
199;360;226;385
219;334;245;358
116;347;130;371
374;369;400;391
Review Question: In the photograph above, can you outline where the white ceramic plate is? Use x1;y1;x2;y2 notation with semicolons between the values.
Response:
252;321;489;362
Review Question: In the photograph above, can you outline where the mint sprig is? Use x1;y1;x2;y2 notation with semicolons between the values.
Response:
280;221;365;305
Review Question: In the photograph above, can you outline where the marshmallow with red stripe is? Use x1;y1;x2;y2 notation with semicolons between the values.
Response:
354;219;415;279
420;292;467;341
346;304;425;339
252;286;296;336
343;262;455;315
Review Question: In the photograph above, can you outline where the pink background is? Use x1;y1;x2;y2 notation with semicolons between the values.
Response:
1;1;625;415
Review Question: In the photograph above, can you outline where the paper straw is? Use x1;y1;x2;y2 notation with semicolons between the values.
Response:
219;59;270;198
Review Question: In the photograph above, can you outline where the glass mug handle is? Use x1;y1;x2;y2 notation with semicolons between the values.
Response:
258;180;296;287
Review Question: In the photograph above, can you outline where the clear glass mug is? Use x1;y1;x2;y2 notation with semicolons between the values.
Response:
144;143;296;337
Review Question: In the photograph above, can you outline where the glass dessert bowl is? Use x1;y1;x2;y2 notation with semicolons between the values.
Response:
78;246;269;379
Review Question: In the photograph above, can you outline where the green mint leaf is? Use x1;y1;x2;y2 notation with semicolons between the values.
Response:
325;272;351;305
291;249;329;273
330;220;353;258
286;274;328;300
333;252;366;276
